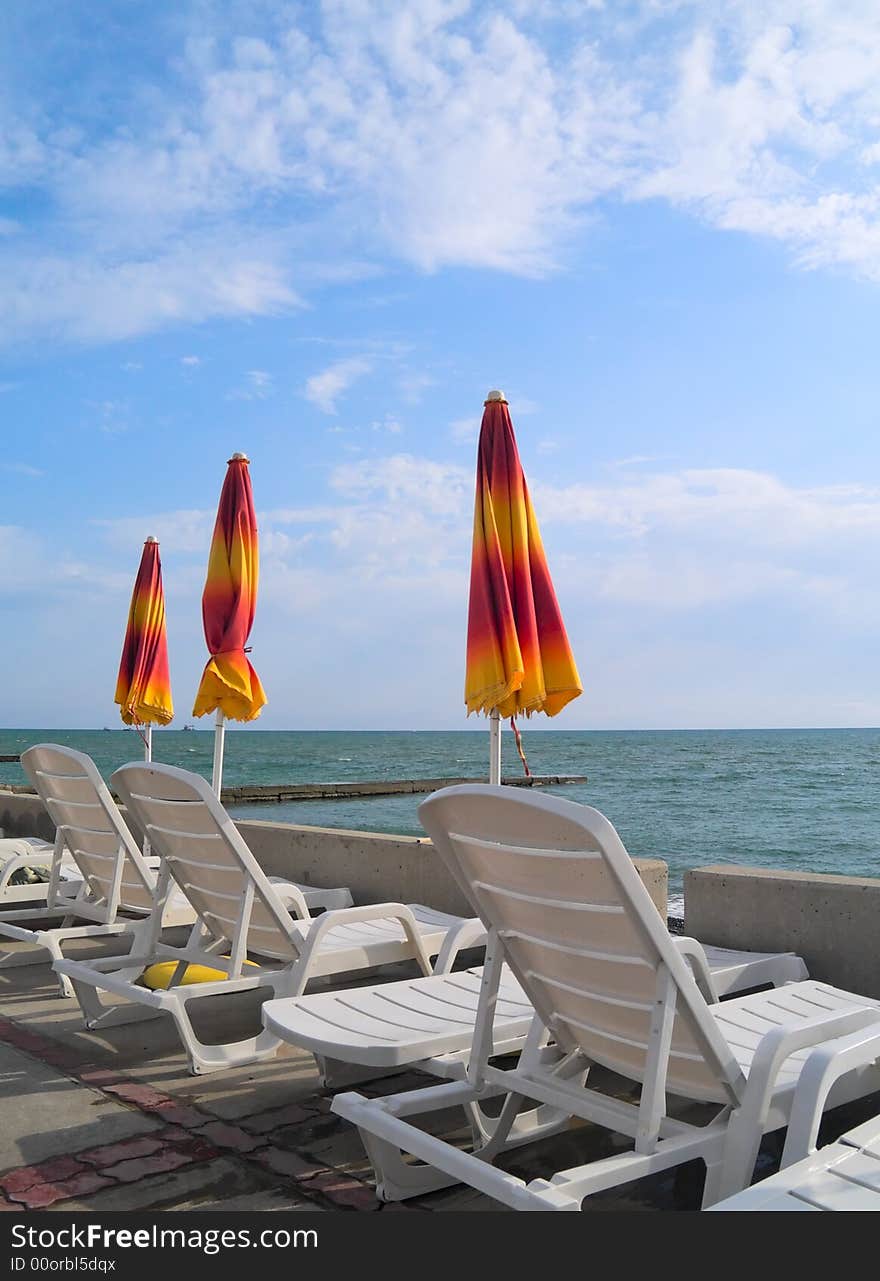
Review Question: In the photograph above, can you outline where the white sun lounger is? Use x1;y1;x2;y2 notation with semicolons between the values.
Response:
0;745;352;998
321;785;880;1208
54;762;482;1075
263;883;809;1197
710;1022;880;1210
0;836;81;906
0;745;199;997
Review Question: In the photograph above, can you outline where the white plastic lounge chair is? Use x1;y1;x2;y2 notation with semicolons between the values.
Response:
263;948;810;1198
0;836;81;905
53;762;482;1075
0;745;352;999
0;745;197;997
710;1022;880;1210
326;785;880;1208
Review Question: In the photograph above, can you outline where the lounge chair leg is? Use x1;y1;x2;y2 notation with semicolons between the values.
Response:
704;1110;764;1207
701;1158;727;1208
168;995;283;1076
358;1129;465;1202
41;934;77;998
465;1093;573;1155
316;1055;409;1090
70;976;163;1029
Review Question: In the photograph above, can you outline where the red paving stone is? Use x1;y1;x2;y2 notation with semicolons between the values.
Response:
0;1156;86;1195
150;1103;207;1128
98;1149;195;1184
161;1133;220;1162
103;1082;174;1110
9;1172;113;1209
308;1172;381;1210
77;1067;125;1088
78;1135;165;1169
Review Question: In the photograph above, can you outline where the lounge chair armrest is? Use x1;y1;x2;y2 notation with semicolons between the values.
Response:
738;1005;880;1135
432;918;488;974
781;1022;880;1167
673;936;719;1003
264;878;311;920
293;903;434;978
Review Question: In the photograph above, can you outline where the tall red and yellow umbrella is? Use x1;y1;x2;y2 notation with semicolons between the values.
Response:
115;536;174;759
193;452;266;792
465;390;582;782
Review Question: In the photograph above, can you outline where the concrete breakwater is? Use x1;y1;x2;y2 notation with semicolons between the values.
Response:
0;774;587;804
220;774;587;804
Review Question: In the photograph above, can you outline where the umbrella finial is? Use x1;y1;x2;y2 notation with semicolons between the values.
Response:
229;452;250;463
145;535;158;544
485;389;507;404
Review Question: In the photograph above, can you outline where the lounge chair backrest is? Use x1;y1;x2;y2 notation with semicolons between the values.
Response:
111;762;309;960
21;744;156;916
419;785;746;1106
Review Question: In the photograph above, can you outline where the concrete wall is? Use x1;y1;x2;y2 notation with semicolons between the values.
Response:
686;864;880;998
0;790;53;842
0;788;668;920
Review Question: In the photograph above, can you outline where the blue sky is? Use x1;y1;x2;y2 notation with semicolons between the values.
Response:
3;1;880;730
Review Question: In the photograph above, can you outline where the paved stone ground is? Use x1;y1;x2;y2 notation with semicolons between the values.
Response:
1;932;878;1213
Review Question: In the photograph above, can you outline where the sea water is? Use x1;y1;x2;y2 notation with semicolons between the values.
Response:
2;726;878;905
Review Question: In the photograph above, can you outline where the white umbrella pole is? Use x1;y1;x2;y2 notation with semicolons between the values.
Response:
212;709;226;796
142;725;154;857
489;709;502;785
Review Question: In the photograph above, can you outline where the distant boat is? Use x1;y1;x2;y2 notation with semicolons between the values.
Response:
182;724;195;732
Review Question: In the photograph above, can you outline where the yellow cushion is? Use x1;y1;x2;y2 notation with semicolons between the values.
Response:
141;958;258;989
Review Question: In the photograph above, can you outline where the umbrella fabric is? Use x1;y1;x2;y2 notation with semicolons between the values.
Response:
115;538;174;726
465;395;582;720
193;454;266;722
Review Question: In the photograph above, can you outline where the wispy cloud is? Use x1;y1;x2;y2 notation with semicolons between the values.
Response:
4;5;880;348
304;357;372;414
180;355;201;367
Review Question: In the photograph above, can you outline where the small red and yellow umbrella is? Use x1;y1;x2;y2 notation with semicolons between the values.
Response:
115;536;174;758
465;391;582;781
193;452;266;792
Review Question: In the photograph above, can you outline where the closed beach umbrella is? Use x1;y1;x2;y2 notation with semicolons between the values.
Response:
465;390;582;783
193;452;266;793
115;536;174;760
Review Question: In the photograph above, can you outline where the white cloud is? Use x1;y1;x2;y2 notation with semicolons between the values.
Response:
94;510;215;555
5;4;880;345
181;355;201;366
534;468;880;546
0;244;299;344
304;357;372;413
